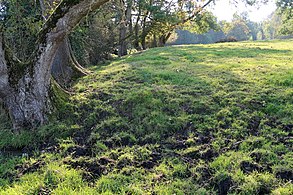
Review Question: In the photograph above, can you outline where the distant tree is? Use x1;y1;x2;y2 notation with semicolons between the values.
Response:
168;29;225;45
246;20;259;41
277;0;293;35
220;13;250;41
128;0;217;49
261;11;282;39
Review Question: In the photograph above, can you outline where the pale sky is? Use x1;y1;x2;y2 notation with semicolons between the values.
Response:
209;0;277;22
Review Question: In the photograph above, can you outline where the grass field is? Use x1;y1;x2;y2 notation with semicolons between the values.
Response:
0;40;292;194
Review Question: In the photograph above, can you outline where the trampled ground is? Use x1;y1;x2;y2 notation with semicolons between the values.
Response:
0;40;292;194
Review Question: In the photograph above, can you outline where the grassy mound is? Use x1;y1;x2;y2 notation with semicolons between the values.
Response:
0;40;292;194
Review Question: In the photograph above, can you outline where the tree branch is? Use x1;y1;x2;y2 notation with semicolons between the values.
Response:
38;0;110;44
179;0;214;26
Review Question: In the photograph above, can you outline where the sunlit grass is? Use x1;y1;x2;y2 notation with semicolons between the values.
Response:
1;39;292;194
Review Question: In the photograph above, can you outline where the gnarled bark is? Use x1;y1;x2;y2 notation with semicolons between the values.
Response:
0;0;109;130
39;0;88;87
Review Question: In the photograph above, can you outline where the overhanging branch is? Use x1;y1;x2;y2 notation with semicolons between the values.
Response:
178;0;214;27
38;0;110;44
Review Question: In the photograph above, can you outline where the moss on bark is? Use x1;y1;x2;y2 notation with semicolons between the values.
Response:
38;0;82;44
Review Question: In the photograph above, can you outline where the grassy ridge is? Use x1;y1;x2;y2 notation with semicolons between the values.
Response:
0;40;292;194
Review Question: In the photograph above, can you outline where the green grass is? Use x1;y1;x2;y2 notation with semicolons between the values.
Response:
0;39;292;194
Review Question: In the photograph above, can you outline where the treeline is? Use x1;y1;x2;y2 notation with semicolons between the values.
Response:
70;0;293;64
3;0;291;67
69;0;218;65
169;9;293;45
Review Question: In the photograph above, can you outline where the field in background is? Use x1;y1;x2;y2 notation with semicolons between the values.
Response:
0;40;292;194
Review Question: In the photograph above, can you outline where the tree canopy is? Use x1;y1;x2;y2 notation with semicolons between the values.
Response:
277;0;293;34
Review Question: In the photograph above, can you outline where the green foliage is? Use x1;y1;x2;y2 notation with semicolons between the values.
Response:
261;11;282;39
0;156;24;188
183;11;219;34
1;0;42;61
0;130;35;150
221;13;252;41
277;0;293;35
70;5;118;65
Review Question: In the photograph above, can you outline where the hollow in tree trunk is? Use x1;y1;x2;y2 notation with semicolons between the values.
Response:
51;37;88;87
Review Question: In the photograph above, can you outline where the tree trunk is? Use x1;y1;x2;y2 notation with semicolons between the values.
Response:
119;20;128;56
126;0;133;35
141;35;147;50
51;37;88;87
133;6;142;50
140;0;153;50
0;0;109;130
158;36;164;47
0;32;58;130
152;34;157;48
252;33;257;41
118;0;132;57
141;15;148;50
260;28;265;40
158;32;172;47
39;0;87;87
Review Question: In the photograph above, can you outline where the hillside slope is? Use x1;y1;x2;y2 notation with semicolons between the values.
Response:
0;40;292;194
